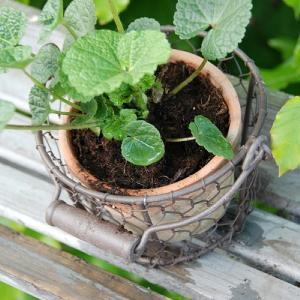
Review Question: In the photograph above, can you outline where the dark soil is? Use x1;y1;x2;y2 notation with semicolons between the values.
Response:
71;62;230;192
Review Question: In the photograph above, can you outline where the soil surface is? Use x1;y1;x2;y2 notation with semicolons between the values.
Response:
71;62;230;192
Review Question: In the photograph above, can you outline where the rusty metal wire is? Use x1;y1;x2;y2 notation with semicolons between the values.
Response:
35;27;268;266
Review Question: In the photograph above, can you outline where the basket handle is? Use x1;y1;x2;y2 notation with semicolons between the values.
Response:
134;136;271;257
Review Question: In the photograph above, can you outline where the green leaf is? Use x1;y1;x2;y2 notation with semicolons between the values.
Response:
137;74;156;92
0;7;27;49
39;0;63;42
189;115;234;160
29;86;51;125
268;37;297;61
0;100;15;131
72;99;98;125
127;18;161;32
52;65;93;103
0;46;32;69
102;109;137;140
174;0;252;60
284;0;300;19
271;96;300;176
262;37;300;90
94;0;130;25
133;91;149;118
62;30;171;97
121;120;165;166
108;83;133;107
261;60;300;90
64;0;96;37
31;43;61;84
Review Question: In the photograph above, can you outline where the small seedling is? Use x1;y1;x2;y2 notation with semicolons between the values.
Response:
0;0;252;167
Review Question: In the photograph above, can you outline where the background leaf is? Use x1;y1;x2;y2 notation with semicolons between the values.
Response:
127;17;161;32
121;120;165;166
0;100;15;131
64;0;96;37
262;37;300;90
29;86;51;125
271;96;300;176
284;0;300;18
0;7;27;49
31;43;61;83
174;0;252;60
94;0;130;25
189;115;234;160
0;46;32;69
39;0;63;42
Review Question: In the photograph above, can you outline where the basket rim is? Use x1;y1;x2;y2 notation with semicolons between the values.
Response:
35;26;267;204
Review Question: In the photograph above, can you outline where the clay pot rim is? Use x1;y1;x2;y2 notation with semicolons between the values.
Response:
58;49;242;197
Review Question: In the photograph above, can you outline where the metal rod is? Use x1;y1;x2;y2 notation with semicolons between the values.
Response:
46;201;140;261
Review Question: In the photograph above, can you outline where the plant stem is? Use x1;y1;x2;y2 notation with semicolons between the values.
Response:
170;59;208;95
23;70;82;111
166;137;196;143
62;21;78;40
5;122;98;132
50;109;83;117
107;0;125;33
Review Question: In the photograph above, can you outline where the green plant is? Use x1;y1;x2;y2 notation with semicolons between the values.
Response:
271;96;300;176
261;1;300;91
0;0;252;167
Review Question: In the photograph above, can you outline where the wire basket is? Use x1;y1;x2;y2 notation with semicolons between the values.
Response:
36;27;268;266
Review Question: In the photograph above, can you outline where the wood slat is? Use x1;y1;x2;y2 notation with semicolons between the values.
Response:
2;113;300;283
0;161;299;300
0;225;166;300
1;0;299;217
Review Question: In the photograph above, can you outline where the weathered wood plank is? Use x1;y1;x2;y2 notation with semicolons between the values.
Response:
1;0;299;217
0;162;299;300
0;225;166;300
2;113;300;283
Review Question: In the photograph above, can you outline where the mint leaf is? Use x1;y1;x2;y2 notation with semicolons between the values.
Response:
118;30;170;85
0;100;15;131
103;109;137;140
174;0;252;60
39;0;63;42
137;74;156;92
189;115;233;160
0;7;27;49
133;92;149;118
127;18;161;32
271;96;300;176
95;0;130;25
122;120;165;166
64;0;96;37
0;46;32;69
29;86;51;125
31;44;61;84
72;99;98;125
52;64;93;103
108;83;133;107
63;30;171;97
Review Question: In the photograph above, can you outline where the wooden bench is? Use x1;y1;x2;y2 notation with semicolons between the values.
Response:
0;1;300;299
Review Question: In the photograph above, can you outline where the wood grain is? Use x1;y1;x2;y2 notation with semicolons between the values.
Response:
0;162;299;299
0;225;166;300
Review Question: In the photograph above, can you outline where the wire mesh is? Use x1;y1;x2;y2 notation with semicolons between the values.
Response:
35;27;267;266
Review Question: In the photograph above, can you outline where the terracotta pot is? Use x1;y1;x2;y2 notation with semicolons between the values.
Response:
59;49;242;241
